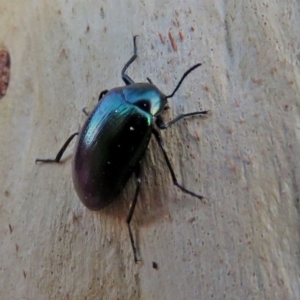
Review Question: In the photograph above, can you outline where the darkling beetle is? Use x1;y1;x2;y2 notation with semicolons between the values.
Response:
36;36;209;262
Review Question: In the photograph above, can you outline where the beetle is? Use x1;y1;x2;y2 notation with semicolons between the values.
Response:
36;36;209;262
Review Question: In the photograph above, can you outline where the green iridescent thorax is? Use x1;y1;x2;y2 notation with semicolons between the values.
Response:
122;83;167;116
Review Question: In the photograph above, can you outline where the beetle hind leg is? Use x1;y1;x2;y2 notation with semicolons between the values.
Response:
121;36;138;85
126;164;141;263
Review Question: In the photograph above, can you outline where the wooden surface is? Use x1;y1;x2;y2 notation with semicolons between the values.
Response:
1;1;300;299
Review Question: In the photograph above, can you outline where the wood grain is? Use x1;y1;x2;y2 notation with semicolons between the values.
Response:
0;1;299;299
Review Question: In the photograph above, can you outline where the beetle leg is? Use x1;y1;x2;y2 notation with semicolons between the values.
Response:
81;90;109;117
126;164;141;263
152;128;205;201
146;77;153;84
35;132;79;163
82;107;89;116
155;110;210;130
121;35;138;85
98;89;108;101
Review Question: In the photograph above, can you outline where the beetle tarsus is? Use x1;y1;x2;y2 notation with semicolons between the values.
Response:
152;128;205;202
35;132;79;164
121;35;138;85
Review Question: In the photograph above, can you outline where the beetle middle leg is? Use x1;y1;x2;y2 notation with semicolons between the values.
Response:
35;132;79;163
152;128;205;201
82;108;89;116
126;164;141;263
121;35;138;85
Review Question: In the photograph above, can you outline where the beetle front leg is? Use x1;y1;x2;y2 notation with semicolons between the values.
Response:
35;132;79;163
82;90;109;116
155;110;210;130
98;89;108;101
82;108;89;116
121;35;138;85
152;129;205;201
126;164;141;263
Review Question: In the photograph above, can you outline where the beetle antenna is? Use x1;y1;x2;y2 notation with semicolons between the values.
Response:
165;63;202;99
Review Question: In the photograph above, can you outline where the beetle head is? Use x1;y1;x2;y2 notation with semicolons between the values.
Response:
123;63;202;117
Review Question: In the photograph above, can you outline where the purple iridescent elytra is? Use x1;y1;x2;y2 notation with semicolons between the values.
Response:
72;83;166;210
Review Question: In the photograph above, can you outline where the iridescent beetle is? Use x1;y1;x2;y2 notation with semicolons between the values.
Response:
36;36;209;262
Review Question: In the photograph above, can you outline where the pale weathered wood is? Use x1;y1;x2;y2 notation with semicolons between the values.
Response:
0;1;300;299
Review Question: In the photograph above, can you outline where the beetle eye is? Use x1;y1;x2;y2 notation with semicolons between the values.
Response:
135;100;151;112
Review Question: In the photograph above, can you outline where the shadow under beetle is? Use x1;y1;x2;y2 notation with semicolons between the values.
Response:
36;36;209;263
